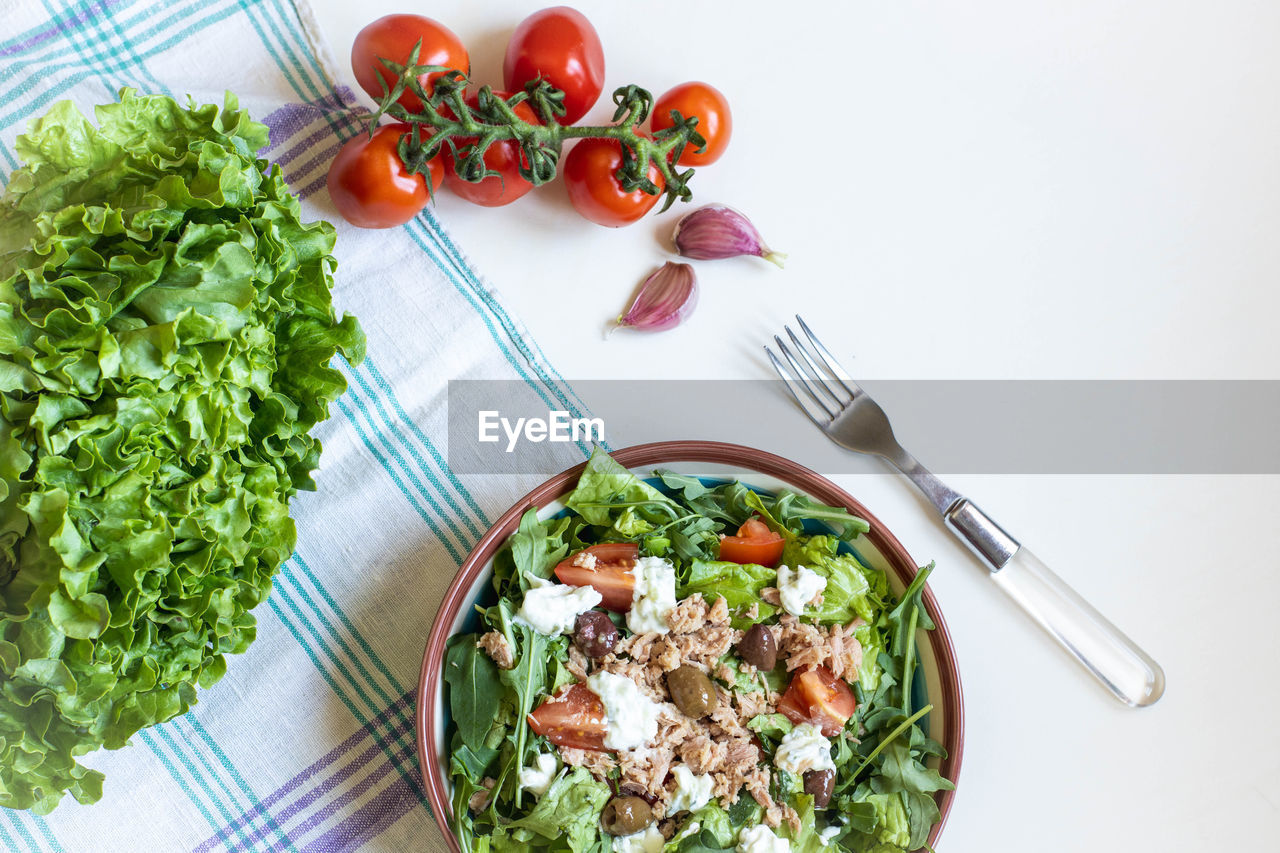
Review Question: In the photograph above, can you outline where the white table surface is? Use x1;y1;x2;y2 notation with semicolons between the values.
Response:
306;1;1280;850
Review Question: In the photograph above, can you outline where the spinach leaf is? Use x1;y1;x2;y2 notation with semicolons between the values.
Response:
445;635;504;752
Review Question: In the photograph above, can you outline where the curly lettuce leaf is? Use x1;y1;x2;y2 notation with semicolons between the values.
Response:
782;534;887;626
565;446;675;529
0;90;362;812
679;559;777;628
508;766;611;853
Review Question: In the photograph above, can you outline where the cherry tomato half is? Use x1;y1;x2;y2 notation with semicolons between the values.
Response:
719;518;785;567
651;81;733;166
527;683;608;751
440;91;541;207
326;124;440;229
777;666;857;736
351;14;469;112
503;6;606;125
563;138;665;227
553;543;638;611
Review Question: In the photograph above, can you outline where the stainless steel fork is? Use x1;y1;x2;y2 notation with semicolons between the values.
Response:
767;316;1165;707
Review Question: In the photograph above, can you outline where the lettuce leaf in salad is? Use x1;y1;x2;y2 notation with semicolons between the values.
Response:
565;447;675;529
508;766;611;853
665;801;736;853
782;534;886;626
679;559;777;627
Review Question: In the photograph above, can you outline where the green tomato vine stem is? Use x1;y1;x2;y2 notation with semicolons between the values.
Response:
366;40;706;212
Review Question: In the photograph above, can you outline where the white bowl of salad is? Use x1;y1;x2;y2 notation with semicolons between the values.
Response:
417;442;963;853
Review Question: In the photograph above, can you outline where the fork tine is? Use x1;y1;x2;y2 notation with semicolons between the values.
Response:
784;325;850;406
765;346;834;425
795;315;858;398
773;336;838;420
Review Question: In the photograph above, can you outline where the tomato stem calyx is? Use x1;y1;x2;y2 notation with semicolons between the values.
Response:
367;40;705;213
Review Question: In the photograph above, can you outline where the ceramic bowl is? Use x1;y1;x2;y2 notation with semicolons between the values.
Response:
417;441;964;851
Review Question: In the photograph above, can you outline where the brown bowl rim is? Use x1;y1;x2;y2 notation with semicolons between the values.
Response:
417;440;964;851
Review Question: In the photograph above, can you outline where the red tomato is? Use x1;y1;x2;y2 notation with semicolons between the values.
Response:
326;124;440;229
441;91;541;207
503;6;606;125
777;666;857;736
718;518;785;567
563;138;665;227
553;543;638;611
351;14;469;112
651;82;733;166
527;683;608;751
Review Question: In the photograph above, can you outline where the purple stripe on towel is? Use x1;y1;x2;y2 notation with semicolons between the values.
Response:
194;691;415;853
272;737;420;852
301;772;424;853
259;87;357;152
0;0;124;57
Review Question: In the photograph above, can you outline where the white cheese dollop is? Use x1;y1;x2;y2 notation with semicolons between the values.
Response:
774;722;835;775
818;825;840;845
666;764;714;814
611;825;665;853
586;670;660;751
626;556;677;634
737;824;790;853
514;576;602;636
776;565;827;616
517;752;558;798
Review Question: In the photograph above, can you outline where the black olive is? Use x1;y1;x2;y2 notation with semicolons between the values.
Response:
601;796;653;835
737;624;777;671
803;768;835;808
574;610;618;659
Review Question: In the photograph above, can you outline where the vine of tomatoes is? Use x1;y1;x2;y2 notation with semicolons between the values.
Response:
328;7;733;229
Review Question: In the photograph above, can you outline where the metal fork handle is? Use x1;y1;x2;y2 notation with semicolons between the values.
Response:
888;457;1165;707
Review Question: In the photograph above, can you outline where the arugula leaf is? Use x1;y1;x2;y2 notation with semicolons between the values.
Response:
498;622;551;809
837;564;953;852
771;492;870;540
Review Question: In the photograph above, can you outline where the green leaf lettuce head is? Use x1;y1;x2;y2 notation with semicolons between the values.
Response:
0;90;363;812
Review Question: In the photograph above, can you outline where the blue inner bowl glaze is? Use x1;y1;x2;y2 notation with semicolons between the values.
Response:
450;476;928;736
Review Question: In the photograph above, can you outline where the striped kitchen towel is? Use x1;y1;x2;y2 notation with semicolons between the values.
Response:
0;0;590;850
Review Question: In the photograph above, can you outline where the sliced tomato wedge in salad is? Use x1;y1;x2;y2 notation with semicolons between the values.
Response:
718;517;785;567
553;543;638;611
526;683;608;751
777;666;857;736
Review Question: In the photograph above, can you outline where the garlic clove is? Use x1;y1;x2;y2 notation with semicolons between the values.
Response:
672;204;785;267
614;262;698;333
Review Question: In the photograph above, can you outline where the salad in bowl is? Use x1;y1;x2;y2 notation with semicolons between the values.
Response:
430;448;957;853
